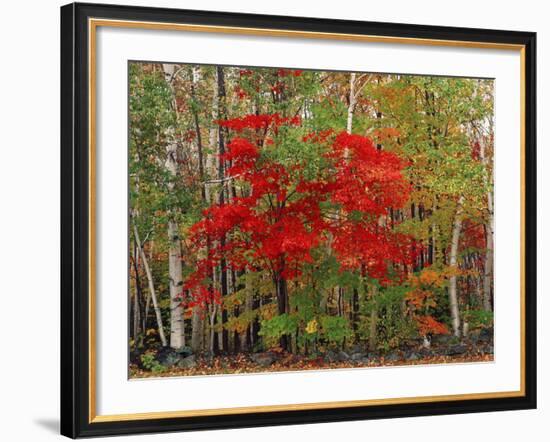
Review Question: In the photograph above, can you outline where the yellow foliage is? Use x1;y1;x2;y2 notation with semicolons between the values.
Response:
441;265;463;279
259;303;277;321
225;316;250;334
305;319;318;334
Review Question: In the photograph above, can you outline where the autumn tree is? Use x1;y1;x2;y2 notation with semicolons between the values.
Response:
185;115;416;352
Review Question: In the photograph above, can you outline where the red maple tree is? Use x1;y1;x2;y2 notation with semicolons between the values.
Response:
323;132;416;283
185;113;416;349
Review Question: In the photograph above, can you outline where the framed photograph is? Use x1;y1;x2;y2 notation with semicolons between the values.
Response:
60;2;536;438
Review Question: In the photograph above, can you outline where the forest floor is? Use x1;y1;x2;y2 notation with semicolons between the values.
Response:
129;338;494;378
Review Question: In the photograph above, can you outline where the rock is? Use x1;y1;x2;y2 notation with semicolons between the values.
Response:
324;350;350;362
419;347;433;357
337;351;350;361
350;344;366;354
385;352;400;362
350;352;365;361
156;347;183;367
325;350;338;362
485;345;494;355
407;352;420;361
129;350;143;367
467;331;480;344
432;334;454;345
162;353;181;367
446;344;468;356
175;346;193;357
250;352;277;367
479;328;494;342
367;351;379;361
177;355;197;369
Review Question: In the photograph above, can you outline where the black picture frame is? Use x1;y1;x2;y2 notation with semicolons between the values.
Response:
61;2;537;438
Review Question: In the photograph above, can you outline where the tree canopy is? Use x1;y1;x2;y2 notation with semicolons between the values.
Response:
129;63;494;376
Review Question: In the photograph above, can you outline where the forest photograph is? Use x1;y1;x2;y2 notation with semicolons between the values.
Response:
128;61;495;378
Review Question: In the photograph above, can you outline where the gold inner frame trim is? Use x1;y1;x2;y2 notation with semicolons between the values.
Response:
88;17;527;424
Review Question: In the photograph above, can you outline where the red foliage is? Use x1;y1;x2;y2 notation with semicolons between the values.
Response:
327;132;410;214
185;115;415;306
270;82;285;94
234;86;248;100
302;129;334;143
330;223;416;282
277;68;303;77
180;129;196;143
222;138;259;173
471;141;481;160
239;69;253;77
217;113;301;133
186;286;222;310
323;132;414;282
460;219;486;251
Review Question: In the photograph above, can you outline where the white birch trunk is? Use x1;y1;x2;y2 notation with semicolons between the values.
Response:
133;224;168;347
463;321;469;337
190;66;205;353
162;63;186;349
168;220;185;349
479;139;494;311
209;304;217;354
143;239;153;332
132;242;140;344
449;195;464;337
346;72;356;135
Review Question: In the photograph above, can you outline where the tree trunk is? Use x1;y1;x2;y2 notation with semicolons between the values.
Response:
368;284;378;352
162;63;185;349
243;286;253;352
274;271;289;351
351;287;359;338
346;73;357;134
449;196;464;337
190;66;205;353
167;221;185;348
142;300;149;337
143;240;152;334
483;221;494;311
131;241;141;347
251;292;260;348
133;223;167;347
191;305;203;352
431;198;438;266
208;303;217;354
479;140;494;311
230;270;240;353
